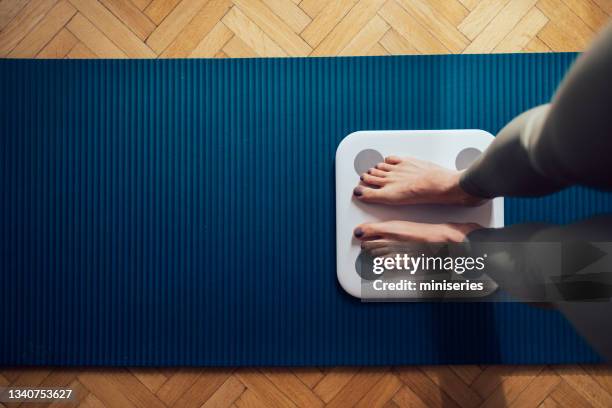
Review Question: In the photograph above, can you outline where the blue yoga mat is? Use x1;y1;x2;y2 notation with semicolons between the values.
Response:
2;54;612;366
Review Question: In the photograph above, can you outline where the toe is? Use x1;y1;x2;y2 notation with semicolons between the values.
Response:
360;173;386;186
370;247;393;257
353;185;384;202
353;223;377;240
375;162;394;171
385;155;402;164
354;222;391;240
367;168;387;177
360;239;393;250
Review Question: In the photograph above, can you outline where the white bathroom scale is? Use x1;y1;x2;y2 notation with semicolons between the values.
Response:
335;130;504;300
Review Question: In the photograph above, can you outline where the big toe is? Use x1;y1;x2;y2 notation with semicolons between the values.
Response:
353;185;384;203
353;222;389;240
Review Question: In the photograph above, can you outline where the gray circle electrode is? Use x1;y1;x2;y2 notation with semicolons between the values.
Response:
355;252;378;281
354;149;385;175
455;147;483;170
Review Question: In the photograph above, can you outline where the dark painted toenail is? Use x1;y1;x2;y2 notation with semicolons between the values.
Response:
367;169;371;174
353;187;363;196
354;228;364;238
360;175;364;181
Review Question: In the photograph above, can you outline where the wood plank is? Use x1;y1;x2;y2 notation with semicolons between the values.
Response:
397;0;469;52
9;0;75;58
464;0;538;53
378;0;447;54
10;369;52;386
592;0;612;15
549;380;592;408
312;367;357;403
420;366;482;408
189;21;233;58
554;366;612;408
66;13;126;58
161;0;232;58
562;0;610;32
537;0;597;47
79;393;107;408
379;29;419;54
232;0;312;56
235;389;268;408
459;0;511;40
291;368;325;388
524;36;552;52
480;366;544;408
69;0;155;57
172;370;232;408
301;0;356;48
584;364;612;393
222;36;259;58
427;0;469;26
132;0;153;12
449;365;482;386
78;371;138;408
394;367;459;408
311;0;386;56
201;376;246;408
458;0;480;11
339;14;388;56
0;0;28;31
298;0;328;19
0;0;57;56
365;42;389;56
471;366;516;400
144;0;180;25
355;372;402;408
129;368;169;394
66;41;96;58
145;0;208;54
36;27;77;58
222;6;286;57
494;7;548;52
38;369;78;387
262;369;324;408
235;369;297;408
509;367;561;407
262;0;311;33
327;368;388;408
538;20;589;51
539;397;562;408
392;385;429;408
99;0;155;41
0;369;20;382
108;370;167;408
155;369;203;406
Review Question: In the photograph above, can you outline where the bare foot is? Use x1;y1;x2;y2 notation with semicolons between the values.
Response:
353;156;484;206
354;220;481;245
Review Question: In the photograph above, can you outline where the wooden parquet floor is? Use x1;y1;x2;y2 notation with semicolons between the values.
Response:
1;0;612;407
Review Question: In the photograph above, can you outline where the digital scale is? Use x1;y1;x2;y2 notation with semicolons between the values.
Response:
335;130;504;300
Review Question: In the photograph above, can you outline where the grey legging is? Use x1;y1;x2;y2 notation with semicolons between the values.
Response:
460;22;612;198
460;22;612;359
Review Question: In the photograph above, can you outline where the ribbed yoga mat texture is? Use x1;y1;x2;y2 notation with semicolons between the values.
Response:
2;54;612;366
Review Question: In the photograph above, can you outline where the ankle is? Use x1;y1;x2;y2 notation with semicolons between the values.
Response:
444;172;485;206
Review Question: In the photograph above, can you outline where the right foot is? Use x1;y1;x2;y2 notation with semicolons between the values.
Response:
353;156;484;206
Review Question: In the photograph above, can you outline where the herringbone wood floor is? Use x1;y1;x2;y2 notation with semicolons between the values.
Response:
1;0;612;407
